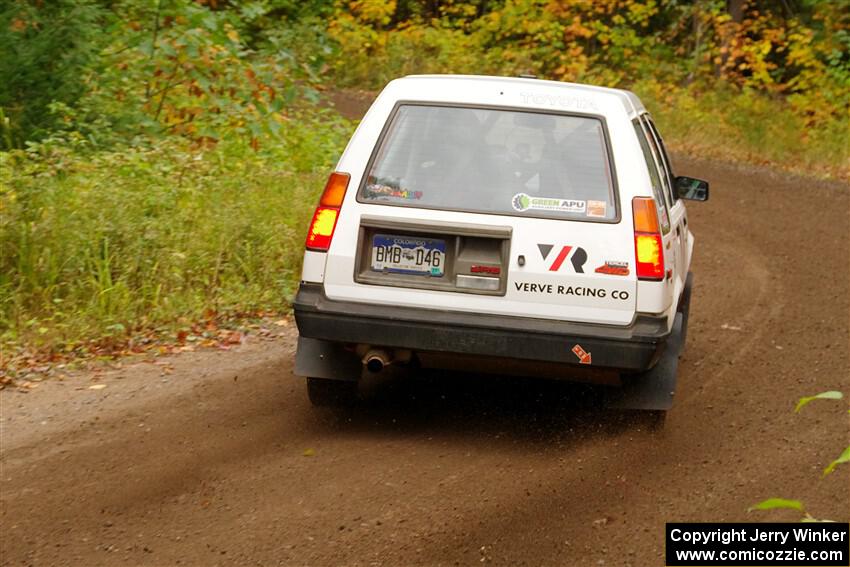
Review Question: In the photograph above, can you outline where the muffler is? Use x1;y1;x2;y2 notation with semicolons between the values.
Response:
362;349;392;373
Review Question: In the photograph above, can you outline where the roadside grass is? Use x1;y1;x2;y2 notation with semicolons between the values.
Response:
0;111;353;370
634;80;850;181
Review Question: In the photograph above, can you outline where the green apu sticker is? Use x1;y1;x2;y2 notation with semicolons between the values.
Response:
512;193;586;213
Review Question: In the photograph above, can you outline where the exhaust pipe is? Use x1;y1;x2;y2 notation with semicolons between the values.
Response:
363;349;392;373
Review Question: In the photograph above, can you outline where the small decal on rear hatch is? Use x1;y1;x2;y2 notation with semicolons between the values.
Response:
586;199;607;218
542;245;587;273
364;183;423;201
512;193;586;214
594;261;630;276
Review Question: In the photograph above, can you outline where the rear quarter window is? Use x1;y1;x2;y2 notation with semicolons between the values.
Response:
358;104;618;221
633;120;671;233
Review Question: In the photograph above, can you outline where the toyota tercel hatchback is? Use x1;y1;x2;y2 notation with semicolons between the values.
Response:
293;75;708;420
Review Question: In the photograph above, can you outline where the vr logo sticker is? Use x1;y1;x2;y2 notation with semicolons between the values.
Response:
538;243;587;273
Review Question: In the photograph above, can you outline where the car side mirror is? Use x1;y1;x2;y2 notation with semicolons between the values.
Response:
675;176;709;201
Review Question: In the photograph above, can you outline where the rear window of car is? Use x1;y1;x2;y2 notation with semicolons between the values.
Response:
358;104;617;221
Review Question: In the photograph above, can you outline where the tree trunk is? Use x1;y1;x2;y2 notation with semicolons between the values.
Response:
727;0;745;23
717;0;745;76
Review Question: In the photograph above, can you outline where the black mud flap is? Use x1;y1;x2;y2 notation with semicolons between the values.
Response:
609;311;684;411
678;272;693;346
294;337;361;382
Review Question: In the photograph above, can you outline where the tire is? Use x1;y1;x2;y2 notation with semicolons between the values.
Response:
306;377;358;407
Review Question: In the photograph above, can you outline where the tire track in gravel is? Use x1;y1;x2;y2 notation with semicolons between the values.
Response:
678;224;779;398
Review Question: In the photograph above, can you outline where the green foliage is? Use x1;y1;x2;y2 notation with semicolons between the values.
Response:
0;0;106;148
1;0;330;149
793;389;850;478
328;15;483;86
795;391;844;413
748;498;803;513
76;0;322;147
1;0;360;359
824;446;850;477
0;112;353;351
261;17;339;86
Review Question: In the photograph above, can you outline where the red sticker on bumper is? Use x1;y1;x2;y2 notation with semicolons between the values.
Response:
571;344;592;364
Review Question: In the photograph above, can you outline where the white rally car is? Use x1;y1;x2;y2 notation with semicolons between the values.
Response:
293;75;708;419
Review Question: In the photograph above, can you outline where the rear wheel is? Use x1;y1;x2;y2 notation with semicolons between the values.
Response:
306;377;358;407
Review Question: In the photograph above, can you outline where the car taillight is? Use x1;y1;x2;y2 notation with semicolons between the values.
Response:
632;197;664;281
306;172;350;251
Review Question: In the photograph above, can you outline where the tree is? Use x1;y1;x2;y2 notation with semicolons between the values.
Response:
0;0;105;147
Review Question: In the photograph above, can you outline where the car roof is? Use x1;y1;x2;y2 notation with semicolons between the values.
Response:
390;74;646;117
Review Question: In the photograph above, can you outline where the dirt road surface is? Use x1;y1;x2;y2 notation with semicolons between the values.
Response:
2;98;848;566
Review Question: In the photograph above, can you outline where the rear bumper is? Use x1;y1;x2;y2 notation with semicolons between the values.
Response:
293;283;672;372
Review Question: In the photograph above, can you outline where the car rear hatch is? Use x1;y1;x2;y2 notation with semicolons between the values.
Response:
323;103;638;327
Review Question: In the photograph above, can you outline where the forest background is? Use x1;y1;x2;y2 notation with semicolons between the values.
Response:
1;0;848;372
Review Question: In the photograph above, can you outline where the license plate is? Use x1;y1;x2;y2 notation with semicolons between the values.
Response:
371;234;446;276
